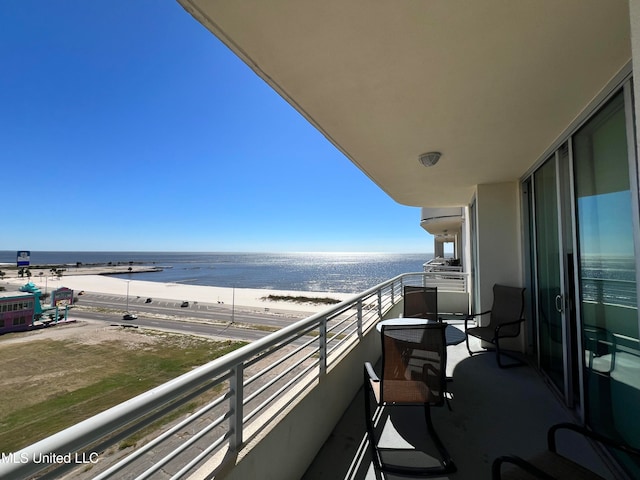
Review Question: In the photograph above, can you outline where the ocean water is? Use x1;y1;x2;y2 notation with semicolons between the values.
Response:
0;251;432;293
580;255;637;307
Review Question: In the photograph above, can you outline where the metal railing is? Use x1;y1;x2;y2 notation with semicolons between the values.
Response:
1;272;447;480
421;259;468;292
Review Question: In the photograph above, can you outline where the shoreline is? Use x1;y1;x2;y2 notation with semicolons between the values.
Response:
2;274;356;314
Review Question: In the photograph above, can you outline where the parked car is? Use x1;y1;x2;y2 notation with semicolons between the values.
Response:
145;298;152;303
122;312;138;320
181;301;189;307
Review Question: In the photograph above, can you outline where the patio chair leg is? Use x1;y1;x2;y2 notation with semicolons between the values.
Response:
376;406;457;476
495;339;526;369
465;332;475;357
363;376;382;471
423;404;456;474
466;332;490;357
365;398;456;476
467;335;526;369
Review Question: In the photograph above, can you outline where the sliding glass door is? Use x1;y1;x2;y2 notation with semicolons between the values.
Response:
531;145;576;400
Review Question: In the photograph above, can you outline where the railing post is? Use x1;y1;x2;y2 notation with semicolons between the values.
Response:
377;290;382;318
391;282;396;306
229;364;244;451
357;299;363;338
319;317;327;376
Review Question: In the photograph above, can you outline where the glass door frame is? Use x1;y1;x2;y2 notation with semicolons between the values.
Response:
469;195;480;315
624;84;640;339
529;148;579;406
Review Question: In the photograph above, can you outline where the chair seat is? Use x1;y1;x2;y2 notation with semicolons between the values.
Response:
468;324;520;340
500;451;606;480
466;325;496;341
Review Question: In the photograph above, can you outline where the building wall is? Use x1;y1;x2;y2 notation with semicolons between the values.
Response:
474;182;525;350
0;295;35;333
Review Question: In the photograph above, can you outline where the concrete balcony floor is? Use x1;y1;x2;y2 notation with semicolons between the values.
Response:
303;329;618;480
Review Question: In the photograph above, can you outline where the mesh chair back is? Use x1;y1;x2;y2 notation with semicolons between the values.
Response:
490;285;525;334
403;286;438;320
380;323;447;406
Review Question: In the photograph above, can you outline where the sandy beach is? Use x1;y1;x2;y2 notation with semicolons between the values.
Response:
2;274;356;314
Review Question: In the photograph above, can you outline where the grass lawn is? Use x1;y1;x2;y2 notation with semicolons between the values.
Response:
0;326;245;453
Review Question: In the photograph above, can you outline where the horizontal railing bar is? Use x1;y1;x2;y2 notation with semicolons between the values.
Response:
243;361;318;424
327;319;360;355
135;406;233;480
243;347;318;406
93;395;232;480
244;336;315;374
244;333;319;387
168;430;232;480
2;368;237;478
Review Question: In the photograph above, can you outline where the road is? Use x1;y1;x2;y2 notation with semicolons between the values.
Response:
69;292;312;342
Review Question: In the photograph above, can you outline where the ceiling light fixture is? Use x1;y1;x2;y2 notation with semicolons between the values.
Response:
418;151;441;167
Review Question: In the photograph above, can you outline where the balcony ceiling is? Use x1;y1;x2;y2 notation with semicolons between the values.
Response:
179;0;631;207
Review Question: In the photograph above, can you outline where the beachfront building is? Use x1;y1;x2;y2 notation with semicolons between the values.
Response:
3;2;640;479
20;282;71;324
0;291;35;334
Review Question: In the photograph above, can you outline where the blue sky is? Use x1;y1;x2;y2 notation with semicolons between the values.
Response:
1;1;432;253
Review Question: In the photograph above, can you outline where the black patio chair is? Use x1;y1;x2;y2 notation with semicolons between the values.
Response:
364;322;456;476
492;423;640;479
403;285;439;321
464;284;526;368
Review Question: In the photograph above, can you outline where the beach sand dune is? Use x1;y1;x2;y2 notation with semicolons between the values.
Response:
4;275;355;314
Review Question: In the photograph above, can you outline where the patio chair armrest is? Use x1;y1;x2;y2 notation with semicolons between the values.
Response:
464;310;491;329
364;362;379;383
549;423;640;458
491;455;556;480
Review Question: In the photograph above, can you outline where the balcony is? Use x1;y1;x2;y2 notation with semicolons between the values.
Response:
303;329;617;479
1;274;618;479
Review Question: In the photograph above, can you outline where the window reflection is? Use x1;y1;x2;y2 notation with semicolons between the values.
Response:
574;90;640;475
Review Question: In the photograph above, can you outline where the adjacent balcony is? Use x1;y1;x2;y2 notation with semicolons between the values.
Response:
1;272;619;479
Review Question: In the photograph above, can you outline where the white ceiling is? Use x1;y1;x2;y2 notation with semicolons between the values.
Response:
179;0;631;207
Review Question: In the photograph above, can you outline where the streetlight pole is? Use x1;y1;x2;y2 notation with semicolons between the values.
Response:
231;287;235;324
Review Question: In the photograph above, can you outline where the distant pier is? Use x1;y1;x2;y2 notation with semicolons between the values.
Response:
0;264;164;280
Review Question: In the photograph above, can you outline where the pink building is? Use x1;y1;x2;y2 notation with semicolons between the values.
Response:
0;291;35;334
